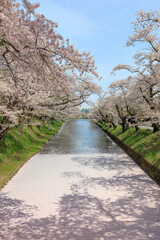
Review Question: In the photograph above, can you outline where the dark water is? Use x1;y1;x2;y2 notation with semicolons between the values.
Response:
41;119;117;154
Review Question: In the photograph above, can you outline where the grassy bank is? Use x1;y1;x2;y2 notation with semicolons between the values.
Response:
98;122;160;183
0;120;63;189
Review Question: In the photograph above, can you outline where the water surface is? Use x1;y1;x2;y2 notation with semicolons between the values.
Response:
41;119;116;154
0;119;160;240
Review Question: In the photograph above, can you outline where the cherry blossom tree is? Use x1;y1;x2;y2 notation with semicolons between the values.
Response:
89;93;118;129
91;10;160;132
0;0;100;139
126;10;160;64
112;61;160;131
110;10;160;132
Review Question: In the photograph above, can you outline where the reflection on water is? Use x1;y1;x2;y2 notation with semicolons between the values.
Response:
41;119;116;154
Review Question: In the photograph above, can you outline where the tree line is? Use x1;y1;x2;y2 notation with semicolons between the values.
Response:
0;0;101;139
90;10;160;133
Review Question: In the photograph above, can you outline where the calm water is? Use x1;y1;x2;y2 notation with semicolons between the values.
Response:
1;119;160;240
41;119;117;154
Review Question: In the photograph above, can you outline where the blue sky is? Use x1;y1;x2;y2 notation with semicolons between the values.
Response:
33;0;160;106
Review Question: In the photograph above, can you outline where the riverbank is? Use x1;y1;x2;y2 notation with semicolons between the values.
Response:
98;123;160;185
0;120;63;190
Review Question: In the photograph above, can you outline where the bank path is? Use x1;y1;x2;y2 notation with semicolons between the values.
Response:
0;119;160;240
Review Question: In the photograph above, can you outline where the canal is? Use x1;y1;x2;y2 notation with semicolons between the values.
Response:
41;119;117;154
0;119;160;240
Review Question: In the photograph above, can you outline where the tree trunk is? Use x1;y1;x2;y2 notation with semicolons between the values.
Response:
0;127;9;141
0;116;10;140
122;118;129;132
135;124;139;132
18;116;25;134
0;116;8;131
112;122;117;129
152;122;160;133
37;125;41;130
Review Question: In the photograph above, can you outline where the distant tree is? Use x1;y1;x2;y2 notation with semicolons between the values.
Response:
90;10;160;132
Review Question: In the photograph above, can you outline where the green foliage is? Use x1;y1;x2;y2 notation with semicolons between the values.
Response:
99;122;160;169
0;120;63;189
81;108;90;113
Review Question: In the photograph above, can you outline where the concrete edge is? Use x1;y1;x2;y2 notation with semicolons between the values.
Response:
98;125;160;185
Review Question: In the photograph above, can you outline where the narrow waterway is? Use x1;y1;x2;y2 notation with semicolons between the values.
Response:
0;119;160;240
41;119;117;154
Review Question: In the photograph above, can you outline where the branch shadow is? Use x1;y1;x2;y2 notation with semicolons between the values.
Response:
71;153;138;172
0;154;160;240
0;190;159;240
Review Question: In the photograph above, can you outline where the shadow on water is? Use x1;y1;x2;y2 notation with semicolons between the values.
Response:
41;119;116;154
1;153;160;240
0;183;159;239
1;119;160;239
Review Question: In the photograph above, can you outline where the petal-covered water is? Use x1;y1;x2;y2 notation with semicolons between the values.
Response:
0;119;160;240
